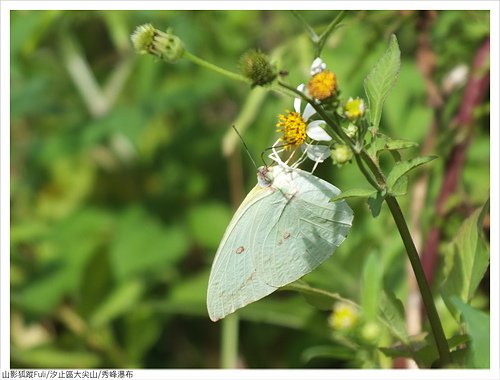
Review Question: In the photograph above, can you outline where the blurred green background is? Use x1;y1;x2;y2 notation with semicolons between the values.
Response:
10;10;490;368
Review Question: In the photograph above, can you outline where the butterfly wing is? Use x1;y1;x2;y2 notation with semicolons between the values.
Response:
253;167;354;287
207;185;285;321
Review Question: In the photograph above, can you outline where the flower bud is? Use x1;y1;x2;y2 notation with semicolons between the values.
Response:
131;24;184;63
344;123;358;139
239;49;277;87
331;144;353;166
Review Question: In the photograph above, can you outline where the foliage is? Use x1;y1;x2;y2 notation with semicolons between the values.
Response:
10;10;490;369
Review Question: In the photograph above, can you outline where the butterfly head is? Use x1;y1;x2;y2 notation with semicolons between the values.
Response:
257;166;273;187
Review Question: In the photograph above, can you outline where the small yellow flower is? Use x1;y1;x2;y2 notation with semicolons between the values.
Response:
276;111;307;149
344;97;365;120
328;302;359;331
308;70;337;101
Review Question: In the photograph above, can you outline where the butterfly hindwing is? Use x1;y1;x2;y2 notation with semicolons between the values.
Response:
253;167;354;288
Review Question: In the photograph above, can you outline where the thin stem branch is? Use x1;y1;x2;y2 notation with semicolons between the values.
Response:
220;313;239;368
385;196;451;366
184;50;250;84
355;155;379;190
316;11;346;57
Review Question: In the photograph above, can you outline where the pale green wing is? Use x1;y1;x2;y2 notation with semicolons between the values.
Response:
207;185;285;322
252;167;354;288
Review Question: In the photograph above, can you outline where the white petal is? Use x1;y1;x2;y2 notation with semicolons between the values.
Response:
294;84;305;113
310;57;326;75
302;103;316;121
301;143;331;163
306;120;332;141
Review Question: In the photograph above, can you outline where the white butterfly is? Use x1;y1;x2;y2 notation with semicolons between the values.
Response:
207;162;353;322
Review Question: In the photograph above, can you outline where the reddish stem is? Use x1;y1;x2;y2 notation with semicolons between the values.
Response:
421;38;490;284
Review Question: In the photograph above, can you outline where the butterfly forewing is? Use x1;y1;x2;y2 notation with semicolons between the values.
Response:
207;185;281;321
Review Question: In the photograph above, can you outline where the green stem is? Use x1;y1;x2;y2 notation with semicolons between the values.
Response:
220;313;239;368
184;50;250;84
385;196;451;366
354;155;379;190
316;11;346;57
283;281;360;309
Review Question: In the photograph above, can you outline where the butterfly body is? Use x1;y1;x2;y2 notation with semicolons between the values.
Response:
207;165;353;321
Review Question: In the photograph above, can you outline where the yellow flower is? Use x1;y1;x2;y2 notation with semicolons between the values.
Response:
328;302;359;331
344;97;365;120
276;111;307;148
308;70;337;101
273;85;332;167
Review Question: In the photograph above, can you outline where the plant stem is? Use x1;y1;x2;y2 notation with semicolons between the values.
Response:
385;196;451;366
183;50;251;84
220;313;239;368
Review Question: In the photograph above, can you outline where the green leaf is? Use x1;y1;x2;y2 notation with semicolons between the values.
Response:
301;345;355;363
367;191;384;217
379;291;409;344
385;138;419;151
331;188;376;202
363;34;401;130
361;252;383;320
366;133;418;161
379;334;469;368
110;207;188;281
441;201;490;309
451;297;490;368
90;280;145;327
387;155;437;190
13;347;101;368
187;202;232;250
389;175;408;196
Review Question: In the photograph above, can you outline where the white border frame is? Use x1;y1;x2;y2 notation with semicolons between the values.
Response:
1;1;498;379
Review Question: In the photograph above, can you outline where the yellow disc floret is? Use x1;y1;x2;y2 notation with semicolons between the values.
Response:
307;70;337;101
276;111;307;149
328;302;359;331
344;97;365;120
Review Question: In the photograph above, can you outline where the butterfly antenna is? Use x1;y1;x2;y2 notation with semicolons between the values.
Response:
232;125;258;169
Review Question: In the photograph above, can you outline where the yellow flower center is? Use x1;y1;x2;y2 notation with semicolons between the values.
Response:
307;70;337;100
328;302;358;331
276;111;307;149
344;98;365;120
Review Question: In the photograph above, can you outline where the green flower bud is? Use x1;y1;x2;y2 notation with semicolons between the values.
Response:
331;144;353;166
344;123;358;139
131;24;184;63
239;49;277;87
360;321;381;344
